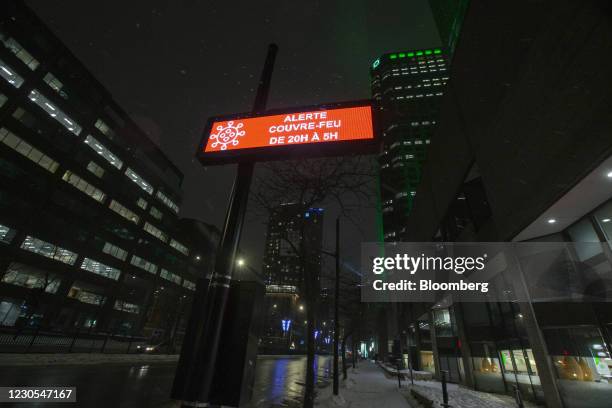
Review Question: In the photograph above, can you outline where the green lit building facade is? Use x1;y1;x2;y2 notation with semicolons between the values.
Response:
371;49;449;242
428;0;470;56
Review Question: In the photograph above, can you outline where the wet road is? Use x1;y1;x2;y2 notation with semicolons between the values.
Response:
250;355;332;407
0;355;332;407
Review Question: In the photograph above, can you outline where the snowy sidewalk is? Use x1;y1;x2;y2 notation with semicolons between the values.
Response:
402;379;540;408
378;362;434;381
316;360;411;408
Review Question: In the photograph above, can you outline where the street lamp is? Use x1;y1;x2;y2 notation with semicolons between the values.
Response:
237;258;245;267
299;305;304;311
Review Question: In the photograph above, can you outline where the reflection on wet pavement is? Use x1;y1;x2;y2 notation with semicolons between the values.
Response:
0;355;331;407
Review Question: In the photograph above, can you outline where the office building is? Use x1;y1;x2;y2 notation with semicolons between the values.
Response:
371;48;449;242
260;203;324;353
0;1;213;347
382;1;612;407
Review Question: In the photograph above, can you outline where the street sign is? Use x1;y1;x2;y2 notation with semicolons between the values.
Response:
196;100;377;165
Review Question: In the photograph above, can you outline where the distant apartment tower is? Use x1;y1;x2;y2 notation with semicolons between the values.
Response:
260;203;324;352
371;48;449;241
0;1;213;344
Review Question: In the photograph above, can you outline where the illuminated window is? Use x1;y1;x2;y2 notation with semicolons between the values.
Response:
2;262;61;293
0;35;39;70
86;161;105;178
43;73;67;98
0;224;17;244
0;127;59;173
109;200;139;224
169;239;189;256
94;119;114;138
102;242;128;261
62;170;106;202
84;135;122;169
67;285;105;305
160;269;182;285
125;167;153;195
149;206;163;220
80;257;121;281
156;190;179;214
130;255;157;274
183;279;196;291
28;90;81;135
0;59;24;88
114;300;140;314
136;197;148;210
143;222;168;242
20;235;77;265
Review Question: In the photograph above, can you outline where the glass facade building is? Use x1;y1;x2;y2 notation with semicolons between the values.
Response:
407;196;612;407
0;1;212;348
381;0;612;405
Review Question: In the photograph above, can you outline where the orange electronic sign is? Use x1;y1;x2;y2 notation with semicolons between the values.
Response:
197;101;377;165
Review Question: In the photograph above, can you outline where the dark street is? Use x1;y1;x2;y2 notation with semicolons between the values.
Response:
0;356;331;407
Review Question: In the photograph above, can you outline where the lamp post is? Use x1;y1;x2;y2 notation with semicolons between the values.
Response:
173;44;278;407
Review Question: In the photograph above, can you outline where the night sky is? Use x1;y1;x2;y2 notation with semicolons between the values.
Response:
26;0;441;277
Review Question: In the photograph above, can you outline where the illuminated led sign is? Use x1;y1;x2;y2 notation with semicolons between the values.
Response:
197;101;377;165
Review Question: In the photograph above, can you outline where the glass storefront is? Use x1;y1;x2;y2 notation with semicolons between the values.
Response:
471;342;505;393
420;350;436;373
544;327;612;408
529;196;612;407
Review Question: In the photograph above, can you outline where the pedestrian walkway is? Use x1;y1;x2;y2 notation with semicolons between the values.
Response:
316;360;411;408
403;381;540;408
315;360;541;408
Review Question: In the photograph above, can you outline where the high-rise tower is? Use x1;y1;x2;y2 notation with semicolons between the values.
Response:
371;49;449;241
260;203;324;353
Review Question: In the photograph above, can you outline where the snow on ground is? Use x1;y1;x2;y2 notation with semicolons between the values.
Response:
315;360;543;408
378;362;435;381
316;360;411;408
0;353;179;366
404;380;541;408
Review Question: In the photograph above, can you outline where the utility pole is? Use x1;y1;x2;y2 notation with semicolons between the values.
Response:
333;217;340;395
174;43;278;407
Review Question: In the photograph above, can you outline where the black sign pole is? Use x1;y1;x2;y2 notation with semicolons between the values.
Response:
333;217;340;395
180;43;278;407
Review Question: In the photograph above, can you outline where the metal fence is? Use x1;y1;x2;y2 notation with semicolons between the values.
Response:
0;328;148;354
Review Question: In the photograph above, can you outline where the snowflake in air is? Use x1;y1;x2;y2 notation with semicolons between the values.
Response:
210;121;245;150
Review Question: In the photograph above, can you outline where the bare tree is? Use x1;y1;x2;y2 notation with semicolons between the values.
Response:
251;155;376;408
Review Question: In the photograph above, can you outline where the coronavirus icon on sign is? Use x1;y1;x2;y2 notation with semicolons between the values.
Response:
210;121;246;150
